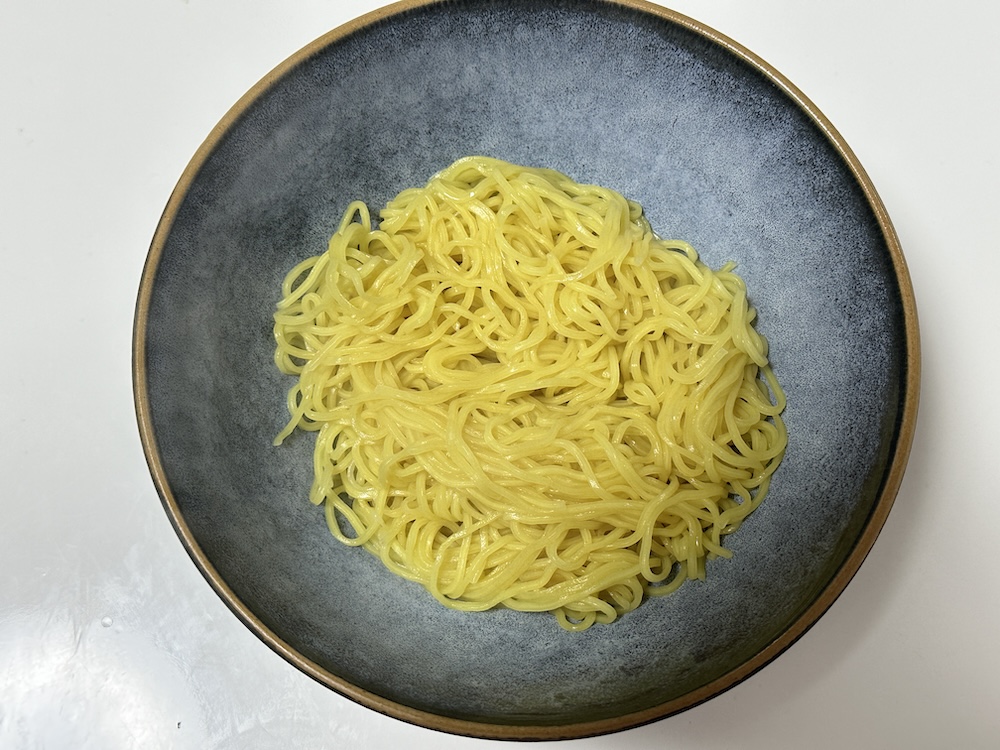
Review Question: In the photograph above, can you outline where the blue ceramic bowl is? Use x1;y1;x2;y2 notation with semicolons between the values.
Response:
134;0;919;739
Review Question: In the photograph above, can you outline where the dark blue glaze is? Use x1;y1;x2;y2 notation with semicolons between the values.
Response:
141;0;909;728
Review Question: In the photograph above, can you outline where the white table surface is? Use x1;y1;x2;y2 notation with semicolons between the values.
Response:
3;1;998;747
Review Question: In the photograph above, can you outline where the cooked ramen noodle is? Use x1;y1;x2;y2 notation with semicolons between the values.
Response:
273;156;786;630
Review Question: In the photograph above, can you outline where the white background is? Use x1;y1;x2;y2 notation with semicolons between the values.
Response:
2;0;997;747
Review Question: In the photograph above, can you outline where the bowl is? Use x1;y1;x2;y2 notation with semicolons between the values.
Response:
133;0;919;740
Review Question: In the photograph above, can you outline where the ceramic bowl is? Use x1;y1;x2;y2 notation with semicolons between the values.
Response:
134;0;919;739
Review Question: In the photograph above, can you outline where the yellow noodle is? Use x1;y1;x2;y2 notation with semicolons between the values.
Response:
273;156;786;630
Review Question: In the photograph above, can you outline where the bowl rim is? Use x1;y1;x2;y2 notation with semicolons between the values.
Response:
132;0;920;740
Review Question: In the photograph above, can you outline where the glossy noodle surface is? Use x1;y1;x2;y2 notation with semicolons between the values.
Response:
273;157;786;629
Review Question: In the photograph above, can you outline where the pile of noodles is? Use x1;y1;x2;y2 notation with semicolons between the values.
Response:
273;156;786;630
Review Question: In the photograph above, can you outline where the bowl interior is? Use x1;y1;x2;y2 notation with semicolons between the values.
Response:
137;0;915;738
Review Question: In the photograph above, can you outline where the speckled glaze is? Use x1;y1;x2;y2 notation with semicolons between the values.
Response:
134;0;919;740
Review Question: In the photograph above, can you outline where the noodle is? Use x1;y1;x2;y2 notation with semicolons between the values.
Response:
273;156;786;630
